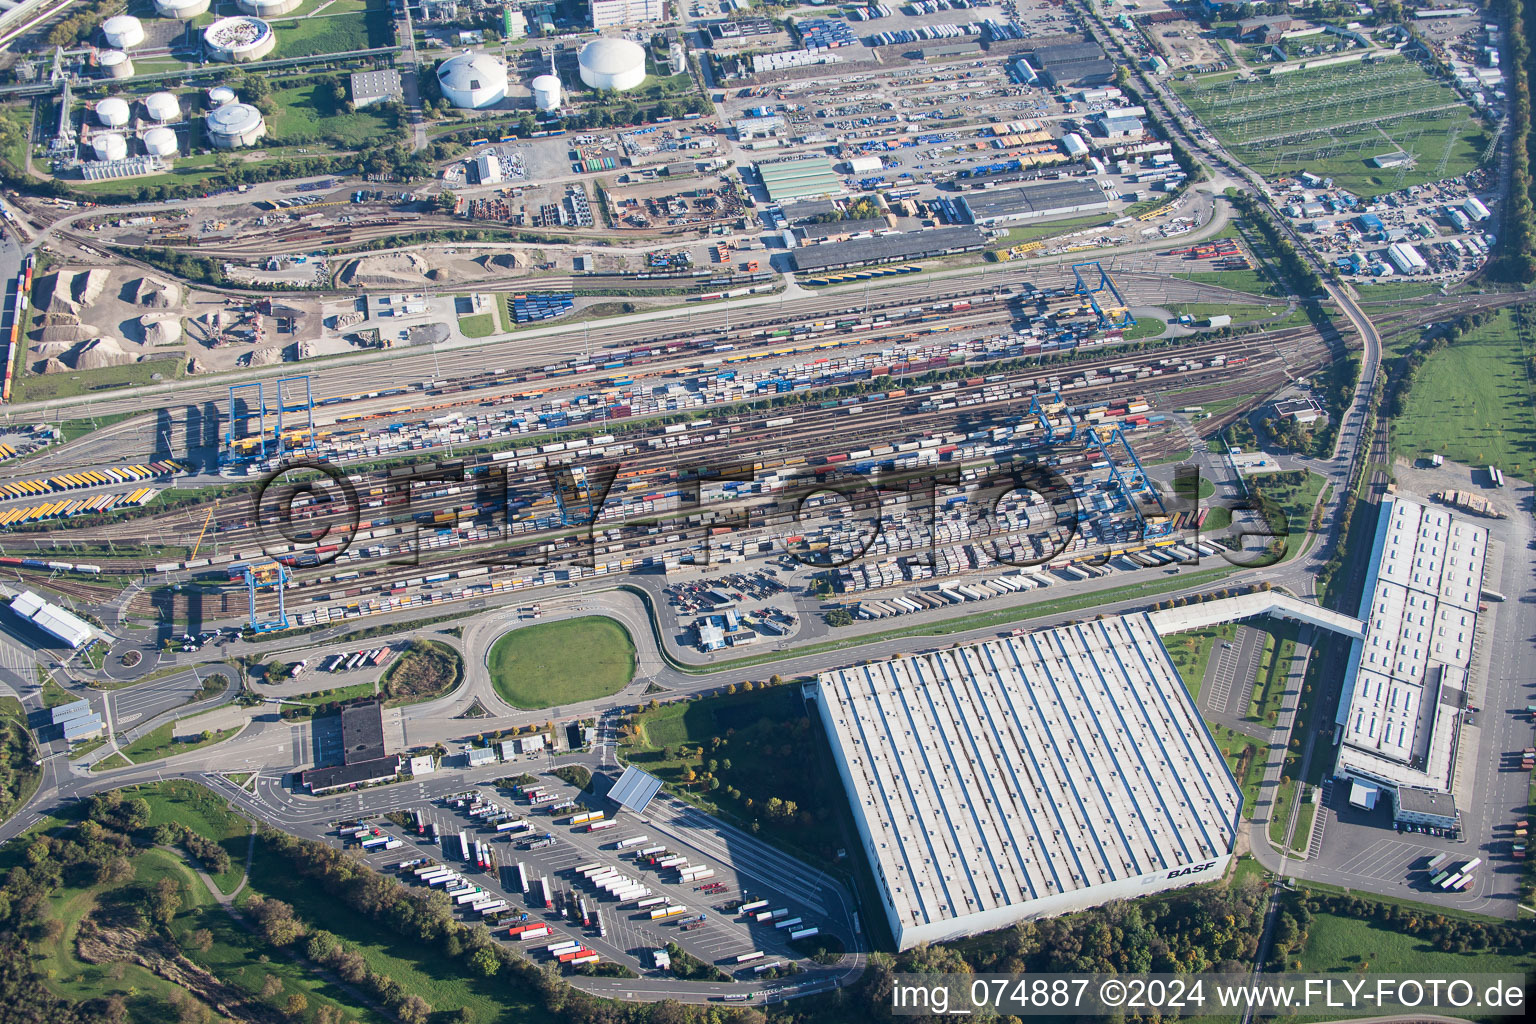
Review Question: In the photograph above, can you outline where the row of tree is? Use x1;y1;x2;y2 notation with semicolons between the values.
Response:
1229;195;1326;296
1490;0;1535;283
254;828;769;1024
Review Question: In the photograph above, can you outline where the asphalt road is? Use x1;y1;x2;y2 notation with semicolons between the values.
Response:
1;11;1524;1002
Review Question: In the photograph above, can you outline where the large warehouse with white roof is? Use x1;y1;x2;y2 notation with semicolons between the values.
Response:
1334;497;1487;821
812;614;1240;950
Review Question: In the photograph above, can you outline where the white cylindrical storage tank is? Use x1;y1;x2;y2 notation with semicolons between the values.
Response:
96;97;131;128
238;0;302;15
203;16;276;63
98;50;133;79
208;86;236;108
437;51;508;109
144;92;181;123
530;74;562;112
206;101;266;149
578;38;646;92
155;0;212;18
102;15;145;50
92;133;128;162
143;126;179;157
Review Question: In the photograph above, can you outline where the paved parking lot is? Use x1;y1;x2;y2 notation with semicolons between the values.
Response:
340;768;850;976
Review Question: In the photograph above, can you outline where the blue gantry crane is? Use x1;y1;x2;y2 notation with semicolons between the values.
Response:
1027;391;1077;442
1071;261;1135;331
223;375;315;464
229;559;289;633
1083;425;1172;538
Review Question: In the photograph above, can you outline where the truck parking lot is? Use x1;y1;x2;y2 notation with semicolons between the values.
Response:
334;771;844;980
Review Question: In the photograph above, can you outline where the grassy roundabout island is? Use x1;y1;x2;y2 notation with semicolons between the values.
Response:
488;617;637;709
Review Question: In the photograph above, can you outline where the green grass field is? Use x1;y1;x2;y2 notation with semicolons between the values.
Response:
1121;315;1166;340
35;846;209;1017
1353;280;1448;303
1208;723;1268;819
119;722;239;766
1295;911;1535;975
0;104;30;177
1393;306;1536;481
130;779;250;893
268;80;397;148
1268;777;1317;851
457;312;497;338
90;752;133;772
9;356;186;404
993;214;1114;247
488;616;635;708
41;677;75;707
1173;57;1488;195
270;7;388;59
285;680;377;707
35;838;389;1024
1164;623;1238;701
1249;624;1297;726
1250;471;1329;559
1174;264;1283;295
0;696;39;824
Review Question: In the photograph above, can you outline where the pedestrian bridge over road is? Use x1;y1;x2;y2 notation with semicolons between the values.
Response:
1146;591;1364;640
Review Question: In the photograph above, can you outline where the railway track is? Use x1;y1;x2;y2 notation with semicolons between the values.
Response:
4;285;1299;478
27;335;1322;583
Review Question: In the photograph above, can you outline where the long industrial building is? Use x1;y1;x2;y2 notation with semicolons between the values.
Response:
956;179;1111;226
7;589;95;648
1334;498;1487;824
790;226;986;273
812;614;1240;950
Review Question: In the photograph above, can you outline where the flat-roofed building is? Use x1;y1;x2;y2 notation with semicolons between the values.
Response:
812;614;1240;950
1335;499;1487;820
1030;42;1116;88
302;701;401;793
788;226;986;272
350;69;402;108
956;179;1110;226
50;699;94;725
1394;788;1458;830
591;0;663;29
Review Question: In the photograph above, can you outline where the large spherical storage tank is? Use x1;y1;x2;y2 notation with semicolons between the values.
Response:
155;0;211;18
98;50;133;79
237;0;301;14
437;51;507;109
101;15;145;49
142;127;179;158
206;101;266;149
203;16;276;63
208;86;237;107
530;74;562;112
96;97;131;128
578;38;646;92
92;133;128;162
144;92;181;123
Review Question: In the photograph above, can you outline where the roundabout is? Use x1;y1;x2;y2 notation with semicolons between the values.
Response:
486;615;636;709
